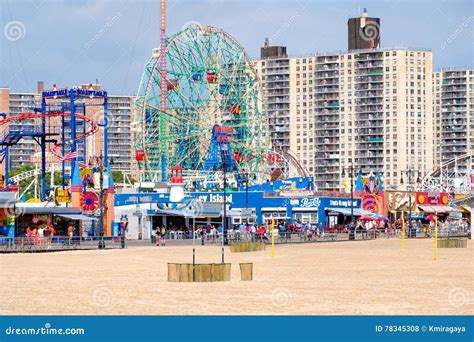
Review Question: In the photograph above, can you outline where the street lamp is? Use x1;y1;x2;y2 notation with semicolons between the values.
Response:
400;168;422;238
244;173;249;210
97;152;114;248
97;150;105;248
341;163;356;237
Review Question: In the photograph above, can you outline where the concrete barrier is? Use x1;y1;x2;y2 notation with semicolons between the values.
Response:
230;242;266;253
168;263;231;282
437;238;468;248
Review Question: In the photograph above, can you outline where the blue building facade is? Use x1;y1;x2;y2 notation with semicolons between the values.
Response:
115;191;361;231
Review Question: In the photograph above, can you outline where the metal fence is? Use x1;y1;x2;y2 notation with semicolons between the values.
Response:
158;228;398;245
0;236;125;253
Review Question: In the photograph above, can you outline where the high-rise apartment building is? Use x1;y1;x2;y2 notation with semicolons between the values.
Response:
433;68;474;172
254;39;291;154
315;48;433;191
255;46;434;191
107;95;133;172
0;87;39;170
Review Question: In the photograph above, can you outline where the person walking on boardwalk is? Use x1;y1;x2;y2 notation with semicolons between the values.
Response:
161;226;167;246
67;224;75;244
155;227;161;246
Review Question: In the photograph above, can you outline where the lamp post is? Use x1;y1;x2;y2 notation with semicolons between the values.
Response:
244;173;249;210
400;168;422;238
97;152;114;248
98;150;105;248
342;163;356;238
221;160;227;263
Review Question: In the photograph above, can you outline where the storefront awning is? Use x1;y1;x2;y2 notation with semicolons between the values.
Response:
418;205;455;213
58;214;98;221
152;208;193;217
263;216;290;220
326;208;379;217
261;207;287;212
150;208;241;218
292;207;318;212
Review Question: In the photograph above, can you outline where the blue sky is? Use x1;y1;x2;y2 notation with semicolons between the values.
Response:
1;0;473;95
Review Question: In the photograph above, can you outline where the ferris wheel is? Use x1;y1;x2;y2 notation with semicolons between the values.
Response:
133;24;268;187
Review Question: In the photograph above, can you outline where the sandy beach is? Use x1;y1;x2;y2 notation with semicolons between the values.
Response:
1;239;472;315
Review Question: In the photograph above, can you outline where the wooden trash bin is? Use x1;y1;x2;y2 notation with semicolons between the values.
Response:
213;263;231;281
437;238;468;248
195;264;213;282
230;242;265;253
239;263;253;281
168;263;231;282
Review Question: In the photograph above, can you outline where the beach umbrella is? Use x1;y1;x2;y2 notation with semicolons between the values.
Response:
426;214;437;221
359;215;374;221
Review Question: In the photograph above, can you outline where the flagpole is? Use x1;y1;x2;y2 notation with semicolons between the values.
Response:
271;216;275;258
401;211;405;255
434;215;438;261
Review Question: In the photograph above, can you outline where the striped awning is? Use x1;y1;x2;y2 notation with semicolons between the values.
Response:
418;205;455;213
327;207;386;219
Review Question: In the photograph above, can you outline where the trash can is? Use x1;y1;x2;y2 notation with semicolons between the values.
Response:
239;263;253;281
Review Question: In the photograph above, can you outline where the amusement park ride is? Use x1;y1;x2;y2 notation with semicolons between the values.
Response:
132;20;308;191
0;85;115;234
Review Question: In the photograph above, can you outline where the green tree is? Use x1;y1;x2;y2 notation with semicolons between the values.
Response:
111;170;136;185
10;165;65;200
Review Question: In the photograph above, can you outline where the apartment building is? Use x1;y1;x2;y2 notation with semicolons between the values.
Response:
254;39;291;154
107;95;133;172
433;68;474;172
0;87;39;170
255;8;436;191
256;46;434;191
317;48;434;191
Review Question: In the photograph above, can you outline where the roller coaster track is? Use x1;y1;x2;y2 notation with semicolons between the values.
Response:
0;111;98;168
8;167;53;184
419;152;473;194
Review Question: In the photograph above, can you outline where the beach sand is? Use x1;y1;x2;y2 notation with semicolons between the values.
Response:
1;239;472;315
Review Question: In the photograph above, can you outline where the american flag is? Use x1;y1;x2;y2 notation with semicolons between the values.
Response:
63;151;78;161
